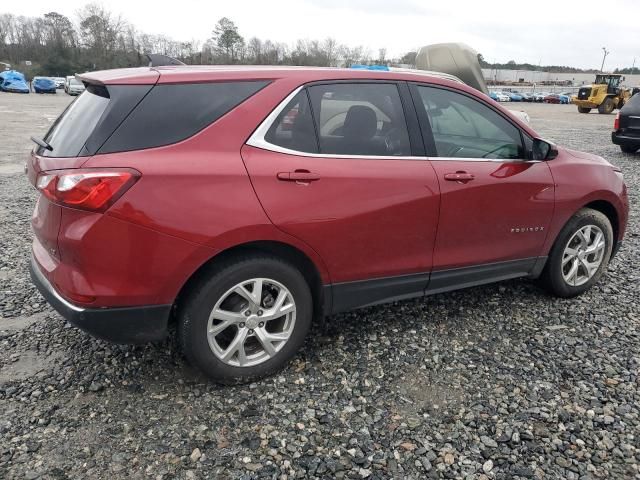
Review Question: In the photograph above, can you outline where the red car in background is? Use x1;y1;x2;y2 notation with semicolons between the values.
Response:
27;66;628;383
544;94;562;104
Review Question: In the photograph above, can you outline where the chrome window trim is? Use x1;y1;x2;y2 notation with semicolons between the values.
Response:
246;84;540;163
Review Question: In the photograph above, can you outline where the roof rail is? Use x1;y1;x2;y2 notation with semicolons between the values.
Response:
388;67;464;85
146;54;185;67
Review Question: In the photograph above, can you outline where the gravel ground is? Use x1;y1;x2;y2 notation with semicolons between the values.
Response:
0;94;638;480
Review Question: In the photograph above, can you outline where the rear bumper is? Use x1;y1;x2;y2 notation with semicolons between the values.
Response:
612;131;640;147
30;255;171;343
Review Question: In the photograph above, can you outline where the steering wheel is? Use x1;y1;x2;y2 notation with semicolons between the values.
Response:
482;144;512;159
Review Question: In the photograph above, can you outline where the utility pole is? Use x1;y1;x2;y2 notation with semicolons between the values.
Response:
633;57;636;74
600;47;609;72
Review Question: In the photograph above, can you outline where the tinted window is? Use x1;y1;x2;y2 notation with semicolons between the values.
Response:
41;85;110;157
264;90;318;153
307;83;411;156
99;81;269;154
416;86;523;159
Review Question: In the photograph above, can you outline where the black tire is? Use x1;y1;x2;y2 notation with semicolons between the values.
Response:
178;254;313;384
538;208;613;298
598;97;615;114
577;107;591;113
620;145;638;154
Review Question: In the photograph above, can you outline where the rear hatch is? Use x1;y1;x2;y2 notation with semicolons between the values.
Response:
28;70;159;276
619;94;640;134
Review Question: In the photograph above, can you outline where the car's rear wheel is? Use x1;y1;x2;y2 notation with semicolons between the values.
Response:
620;145;638;153
578;107;591;113
538;208;613;298
179;255;312;384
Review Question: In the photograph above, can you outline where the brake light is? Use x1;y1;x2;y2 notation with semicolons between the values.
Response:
614;113;620;131
36;169;140;212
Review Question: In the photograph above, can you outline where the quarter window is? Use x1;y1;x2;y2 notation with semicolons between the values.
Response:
307;83;412;156
415;86;523;159
99;81;270;154
264;90;318;153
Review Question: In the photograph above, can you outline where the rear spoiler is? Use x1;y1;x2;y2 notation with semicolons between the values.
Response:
146;54;185;67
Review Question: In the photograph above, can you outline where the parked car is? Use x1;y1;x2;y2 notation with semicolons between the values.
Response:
488;91;499;101
544;94;563;104
64;75;73;92
53;77;66;89
519;92;534;102
66;77;85;95
506;92;523;102
27;66;629;383
612;92;640;153
0;70;29;93
33;77;57;94
494;92;510;102
559;92;575;104
533;92;548;102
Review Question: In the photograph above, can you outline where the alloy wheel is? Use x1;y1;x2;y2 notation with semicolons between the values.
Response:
561;225;606;287
206;278;296;367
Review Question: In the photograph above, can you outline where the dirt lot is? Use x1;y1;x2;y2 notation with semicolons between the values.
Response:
0;92;639;480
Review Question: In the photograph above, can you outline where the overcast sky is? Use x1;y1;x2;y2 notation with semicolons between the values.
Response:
7;0;640;69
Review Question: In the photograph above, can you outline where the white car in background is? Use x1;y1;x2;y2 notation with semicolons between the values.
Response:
66;77;85;96
495;92;511;102
53;77;65;89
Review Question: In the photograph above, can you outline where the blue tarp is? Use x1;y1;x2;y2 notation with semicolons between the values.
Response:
33;77;56;92
350;64;390;71
0;70;29;93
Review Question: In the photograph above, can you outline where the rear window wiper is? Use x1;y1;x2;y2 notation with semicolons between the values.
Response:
30;136;53;151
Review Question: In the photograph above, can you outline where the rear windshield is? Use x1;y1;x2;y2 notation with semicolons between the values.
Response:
40;85;110;157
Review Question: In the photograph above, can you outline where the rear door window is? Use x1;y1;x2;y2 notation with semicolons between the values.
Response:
307;83;412;156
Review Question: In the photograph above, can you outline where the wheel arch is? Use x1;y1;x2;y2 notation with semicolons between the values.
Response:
583;199;619;241
172;240;328;325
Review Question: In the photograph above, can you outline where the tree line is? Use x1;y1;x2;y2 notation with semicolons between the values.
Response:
0;4;634;78
0;5;412;78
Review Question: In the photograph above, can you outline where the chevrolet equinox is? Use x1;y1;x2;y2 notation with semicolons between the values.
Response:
27;66;629;383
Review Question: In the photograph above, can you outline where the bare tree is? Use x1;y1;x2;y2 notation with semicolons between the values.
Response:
210;17;244;63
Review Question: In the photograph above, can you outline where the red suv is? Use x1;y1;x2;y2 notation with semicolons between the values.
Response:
28;66;629;383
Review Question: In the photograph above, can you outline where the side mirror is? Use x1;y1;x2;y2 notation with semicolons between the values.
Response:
532;138;558;160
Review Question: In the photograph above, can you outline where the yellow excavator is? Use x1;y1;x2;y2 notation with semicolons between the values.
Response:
574;74;631;114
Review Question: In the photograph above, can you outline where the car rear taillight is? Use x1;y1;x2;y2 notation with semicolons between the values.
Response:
36;168;140;212
614;113;620;131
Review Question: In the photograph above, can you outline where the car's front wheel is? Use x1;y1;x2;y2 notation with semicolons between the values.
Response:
539;208;613;298
620;145;638;154
179;255;313;384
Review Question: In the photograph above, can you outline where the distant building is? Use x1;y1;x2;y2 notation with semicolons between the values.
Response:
483;68;640;87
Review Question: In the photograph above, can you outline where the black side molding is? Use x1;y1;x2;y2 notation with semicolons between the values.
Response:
325;257;545;315
328;272;429;314
427;257;539;295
